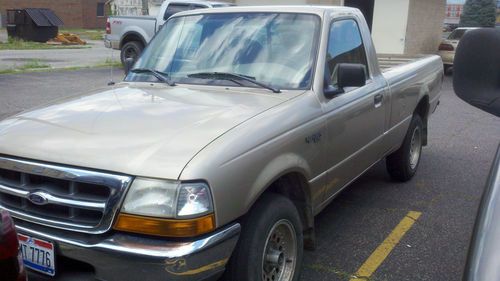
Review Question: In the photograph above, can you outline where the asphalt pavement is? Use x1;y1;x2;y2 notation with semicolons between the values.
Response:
0;69;499;281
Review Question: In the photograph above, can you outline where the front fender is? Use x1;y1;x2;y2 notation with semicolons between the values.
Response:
244;153;312;212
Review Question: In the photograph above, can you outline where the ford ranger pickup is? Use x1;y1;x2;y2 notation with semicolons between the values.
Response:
0;6;443;281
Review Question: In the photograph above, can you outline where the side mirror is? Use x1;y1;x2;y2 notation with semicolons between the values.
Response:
453;29;500;117
324;63;366;99
124;58;135;75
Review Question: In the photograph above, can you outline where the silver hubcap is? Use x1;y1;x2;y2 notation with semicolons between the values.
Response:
409;126;422;170
262;219;297;281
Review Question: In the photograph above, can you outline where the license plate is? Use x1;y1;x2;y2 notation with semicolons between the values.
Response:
18;234;55;276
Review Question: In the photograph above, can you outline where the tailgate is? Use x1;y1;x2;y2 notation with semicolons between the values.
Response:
109;16;157;43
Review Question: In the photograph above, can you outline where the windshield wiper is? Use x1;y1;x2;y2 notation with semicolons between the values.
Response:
131;68;175;86
187;72;281;93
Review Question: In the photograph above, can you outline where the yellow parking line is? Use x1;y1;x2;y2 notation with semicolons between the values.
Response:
349;211;422;281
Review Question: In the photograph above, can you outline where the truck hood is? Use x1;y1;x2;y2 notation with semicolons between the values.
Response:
0;83;289;179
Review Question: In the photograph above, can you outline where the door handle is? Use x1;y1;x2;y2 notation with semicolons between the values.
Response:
374;93;383;108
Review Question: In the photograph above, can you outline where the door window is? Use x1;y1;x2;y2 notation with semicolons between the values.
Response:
326;19;369;86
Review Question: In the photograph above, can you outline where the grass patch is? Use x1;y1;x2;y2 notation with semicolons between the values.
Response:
98;58;122;68
21;59;49;69
59;28;105;41
0;59;122;75
0;59;50;74
0;38;90;50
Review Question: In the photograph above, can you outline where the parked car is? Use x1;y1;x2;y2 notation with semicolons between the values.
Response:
453;28;500;281
0;210;27;281
104;0;234;65
438;27;479;73
464;145;500;281
0;6;443;281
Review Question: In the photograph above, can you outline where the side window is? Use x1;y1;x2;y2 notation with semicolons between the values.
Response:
326;19;369;86
163;3;207;20
163;4;190;20
192;5;207;9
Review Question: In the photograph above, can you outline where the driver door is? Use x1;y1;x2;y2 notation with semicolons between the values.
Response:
321;18;387;201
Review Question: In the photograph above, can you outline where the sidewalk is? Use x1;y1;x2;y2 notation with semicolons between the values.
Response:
0;30;120;72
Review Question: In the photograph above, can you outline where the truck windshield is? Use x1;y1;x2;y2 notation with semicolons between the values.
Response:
126;13;320;90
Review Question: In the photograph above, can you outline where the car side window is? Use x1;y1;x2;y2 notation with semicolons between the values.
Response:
326;19;369;86
163;3;207;20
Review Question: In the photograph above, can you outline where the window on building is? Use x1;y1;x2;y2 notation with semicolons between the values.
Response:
97;3;105;17
325;19;369;87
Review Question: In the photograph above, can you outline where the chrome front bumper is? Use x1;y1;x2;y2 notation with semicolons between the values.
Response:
15;220;240;281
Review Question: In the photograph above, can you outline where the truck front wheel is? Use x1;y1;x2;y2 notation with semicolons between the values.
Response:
386;114;424;181
225;193;303;281
120;41;143;66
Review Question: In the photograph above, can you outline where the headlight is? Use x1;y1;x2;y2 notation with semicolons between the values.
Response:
114;178;215;237
120;178;179;217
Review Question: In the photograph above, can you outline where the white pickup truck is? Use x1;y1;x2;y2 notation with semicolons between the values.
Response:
104;0;233;64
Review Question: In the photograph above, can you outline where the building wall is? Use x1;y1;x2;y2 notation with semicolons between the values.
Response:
109;0;165;16
110;0;143;16
0;0;107;28
231;0;443;55
405;0;446;54
82;0;108;28
444;3;463;25
371;0;410;54
0;0;83;27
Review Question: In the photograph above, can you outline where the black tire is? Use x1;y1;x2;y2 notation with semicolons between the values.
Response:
386;114;424;182
120;41;143;66
224;193;303;281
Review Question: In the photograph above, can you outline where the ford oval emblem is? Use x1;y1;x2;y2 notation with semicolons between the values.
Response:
27;192;49;205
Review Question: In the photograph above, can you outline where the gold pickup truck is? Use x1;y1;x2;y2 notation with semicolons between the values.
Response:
0;6;442;281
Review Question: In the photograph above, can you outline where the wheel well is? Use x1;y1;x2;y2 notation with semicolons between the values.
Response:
265;172;316;250
120;33;145;49
414;96;430;146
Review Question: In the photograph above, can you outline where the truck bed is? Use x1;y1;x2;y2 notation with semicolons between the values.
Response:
107;15;157;50
377;54;428;72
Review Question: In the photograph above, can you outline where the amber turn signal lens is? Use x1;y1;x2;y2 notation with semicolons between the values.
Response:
114;213;215;237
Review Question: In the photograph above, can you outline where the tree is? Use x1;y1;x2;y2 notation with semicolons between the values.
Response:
141;0;149;15
459;0;497;27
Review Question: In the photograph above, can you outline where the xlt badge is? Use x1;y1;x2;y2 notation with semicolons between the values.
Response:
305;132;322;144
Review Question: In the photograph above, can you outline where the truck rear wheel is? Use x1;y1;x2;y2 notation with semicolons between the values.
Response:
386;114;423;182
120;41;143;66
225;193;303;281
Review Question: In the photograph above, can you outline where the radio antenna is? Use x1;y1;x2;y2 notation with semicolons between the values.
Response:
108;39;115;86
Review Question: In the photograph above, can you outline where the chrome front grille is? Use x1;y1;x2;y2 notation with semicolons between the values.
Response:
0;156;132;234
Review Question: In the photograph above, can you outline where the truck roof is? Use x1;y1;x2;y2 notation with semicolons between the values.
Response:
173;5;360;17
161;0;234;6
